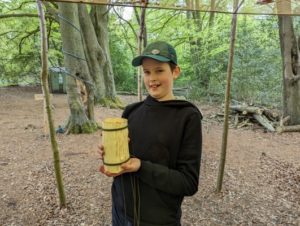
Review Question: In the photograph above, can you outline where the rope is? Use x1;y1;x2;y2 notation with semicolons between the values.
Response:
61;48;87;61
55;14;93;87
99;125;128;132
102;157;130;166
49;66;94;86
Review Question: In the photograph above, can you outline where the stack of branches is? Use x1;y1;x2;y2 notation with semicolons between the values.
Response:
224;103;300;133
228;104;280;132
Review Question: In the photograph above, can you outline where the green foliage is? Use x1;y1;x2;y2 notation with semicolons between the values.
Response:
0;1;41;86
109;12;136;93
186;13;232;100
0;3;285;107
232;16;282;106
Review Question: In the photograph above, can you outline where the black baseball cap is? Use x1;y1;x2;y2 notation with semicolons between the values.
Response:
132;41;177;67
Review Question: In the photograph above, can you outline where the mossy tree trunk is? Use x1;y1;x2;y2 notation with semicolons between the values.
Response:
44;3;122;111
58;2;97;134
78;4;106;103
90;5;123;108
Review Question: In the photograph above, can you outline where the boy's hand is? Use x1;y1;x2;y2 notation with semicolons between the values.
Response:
97;144;105;160
99;158;141;177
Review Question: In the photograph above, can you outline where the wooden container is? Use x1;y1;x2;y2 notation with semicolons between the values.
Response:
101;118;130;173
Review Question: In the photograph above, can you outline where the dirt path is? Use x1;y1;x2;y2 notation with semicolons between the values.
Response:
0;86;300;225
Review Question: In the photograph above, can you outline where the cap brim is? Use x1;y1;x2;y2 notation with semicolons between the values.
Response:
132;55;171;67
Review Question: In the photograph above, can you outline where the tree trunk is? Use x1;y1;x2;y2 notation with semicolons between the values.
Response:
58;2;97;133
209;0;216;26
186;1;206;92
278;15;300;125
78;4;106;105
90;5;123;108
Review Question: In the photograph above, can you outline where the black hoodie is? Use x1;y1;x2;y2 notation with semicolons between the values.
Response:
112;95;202;226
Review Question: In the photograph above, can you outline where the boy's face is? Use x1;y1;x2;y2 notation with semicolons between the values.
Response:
142;58;180;101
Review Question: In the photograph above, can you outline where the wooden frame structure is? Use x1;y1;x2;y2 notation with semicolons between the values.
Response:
43;0;300;16
40;0;296;192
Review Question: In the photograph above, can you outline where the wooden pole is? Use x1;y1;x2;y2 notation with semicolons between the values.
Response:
216;0;244;193
36;0;66;207
34;93;53;134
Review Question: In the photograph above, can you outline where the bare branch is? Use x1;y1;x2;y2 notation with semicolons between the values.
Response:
0;13;39;19
134;7;140;25
6;1;35;12
0;30;19;37
151;11;181;33
112;7;137;41
0;13;54;20
118;23;136;56
18;27;40;54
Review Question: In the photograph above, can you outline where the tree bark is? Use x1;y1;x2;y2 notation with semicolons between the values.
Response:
186;0;206;92
58;2;97;133
209;0;216;26
90;5;122;108
78;4;106;105
278;14;300;125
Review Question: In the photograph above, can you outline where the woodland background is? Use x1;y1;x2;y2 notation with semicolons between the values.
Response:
1;1;300;225
0;0;284;106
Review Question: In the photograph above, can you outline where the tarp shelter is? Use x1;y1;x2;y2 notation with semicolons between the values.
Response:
49;67;67;94
44;0;300;16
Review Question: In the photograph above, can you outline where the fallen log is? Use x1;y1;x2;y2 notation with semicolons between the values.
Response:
277;124;300;133
253;113;275;132
230;105;263;115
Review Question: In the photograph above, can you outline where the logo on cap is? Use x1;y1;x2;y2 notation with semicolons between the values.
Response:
151;49;160;55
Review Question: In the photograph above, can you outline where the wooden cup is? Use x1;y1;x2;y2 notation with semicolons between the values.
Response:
101;117;130;173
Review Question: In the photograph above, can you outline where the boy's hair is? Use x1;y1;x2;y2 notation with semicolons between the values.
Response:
168;62;177;72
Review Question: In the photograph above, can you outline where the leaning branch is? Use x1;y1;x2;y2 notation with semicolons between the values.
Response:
0;13;38;19
0;13;53;20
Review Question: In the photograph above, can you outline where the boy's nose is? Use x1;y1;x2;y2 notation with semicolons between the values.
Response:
149;73;157;80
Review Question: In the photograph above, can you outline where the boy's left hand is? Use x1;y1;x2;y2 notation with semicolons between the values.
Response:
99;157;141;177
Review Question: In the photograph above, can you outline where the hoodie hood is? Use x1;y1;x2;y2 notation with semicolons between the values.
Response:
144;95;203;118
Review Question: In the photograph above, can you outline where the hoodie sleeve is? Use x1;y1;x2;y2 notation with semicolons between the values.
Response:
135;112;202;196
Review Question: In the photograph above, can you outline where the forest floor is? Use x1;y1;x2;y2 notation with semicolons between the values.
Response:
0;86;300;226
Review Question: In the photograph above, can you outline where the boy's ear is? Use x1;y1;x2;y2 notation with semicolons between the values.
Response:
173;66;181;80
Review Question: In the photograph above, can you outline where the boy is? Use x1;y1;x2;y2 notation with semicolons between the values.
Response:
99;41;202;226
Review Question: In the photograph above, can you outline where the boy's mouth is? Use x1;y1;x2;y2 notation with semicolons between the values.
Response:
149;83;160;89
